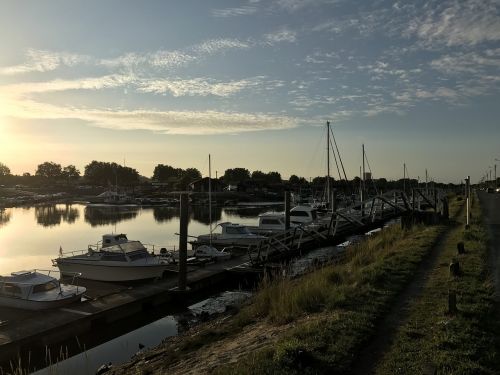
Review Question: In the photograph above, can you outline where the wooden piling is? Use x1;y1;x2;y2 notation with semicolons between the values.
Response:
284;190;291;230
448;289;457;314
449;259;460;277
178;193;188;291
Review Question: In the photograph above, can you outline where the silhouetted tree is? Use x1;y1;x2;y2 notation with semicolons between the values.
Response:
0;162;10;177
62;165;81;182
223;168;250;184
36;162;62;179
152;164;182;182
84;161;139;186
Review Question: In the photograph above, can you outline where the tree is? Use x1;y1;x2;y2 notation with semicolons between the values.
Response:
182;168;202;181
152;164;182;182
251;170;267;181
223;168;250;184
84;161;139;186
266;171;282;184
0;162;10;177
36;162;62;179
61;165;80;182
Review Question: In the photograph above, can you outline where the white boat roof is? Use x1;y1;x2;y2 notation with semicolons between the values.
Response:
218;222;246;228
258;212;284;218
291;205;316;212
101;240;147;254
1;271;55;285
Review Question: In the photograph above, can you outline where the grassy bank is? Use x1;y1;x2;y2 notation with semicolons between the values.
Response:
215;228;448;374
375;196;500;374
112;199;463;374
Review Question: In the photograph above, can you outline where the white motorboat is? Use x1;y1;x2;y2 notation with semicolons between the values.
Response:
53;235;174;282
193;245;231;261
0;270;86;310
195;222;267;248
290;205;318;225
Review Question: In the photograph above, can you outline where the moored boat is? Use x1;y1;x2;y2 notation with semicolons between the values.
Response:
0;270;86;310
194;222;267;249
53;235;175;282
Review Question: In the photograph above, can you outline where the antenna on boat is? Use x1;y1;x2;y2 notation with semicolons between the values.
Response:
208;154;212;247
326;121;331;209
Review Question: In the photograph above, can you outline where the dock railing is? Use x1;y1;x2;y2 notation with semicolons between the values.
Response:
247;188;446;266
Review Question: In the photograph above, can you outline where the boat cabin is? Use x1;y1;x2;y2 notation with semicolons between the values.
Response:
0;271;59;299
257;212;285;231
290;205;317;225
101;233;129;248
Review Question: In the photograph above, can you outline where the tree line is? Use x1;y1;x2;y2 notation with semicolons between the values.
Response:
0;160;454;192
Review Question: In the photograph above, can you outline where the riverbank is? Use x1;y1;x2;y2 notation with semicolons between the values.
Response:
108;197;465;374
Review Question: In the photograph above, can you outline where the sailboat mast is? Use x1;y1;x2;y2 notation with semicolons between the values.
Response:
362;144;366;195
208;154;212;246
403;162;406;194
326;121;331;208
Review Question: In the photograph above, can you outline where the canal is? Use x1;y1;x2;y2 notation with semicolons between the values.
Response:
0;203;277;275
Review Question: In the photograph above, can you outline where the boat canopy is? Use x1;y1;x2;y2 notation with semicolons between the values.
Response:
102;241;147;254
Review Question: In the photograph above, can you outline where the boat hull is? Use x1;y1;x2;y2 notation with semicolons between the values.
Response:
55;261;172;282
0;289;85;310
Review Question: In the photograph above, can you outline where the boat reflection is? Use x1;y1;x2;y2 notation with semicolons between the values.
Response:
35;205;79;227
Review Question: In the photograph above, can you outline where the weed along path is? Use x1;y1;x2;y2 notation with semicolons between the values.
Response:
374;195;500;374
477;191;500;299
350;221;459;374
350;200;465;375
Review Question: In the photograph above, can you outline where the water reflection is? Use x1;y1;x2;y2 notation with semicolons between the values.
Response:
191;205;222;225
151;207;178;223
224;206;276;218
35;205;79;227
0;209;11;228
84;206;139;227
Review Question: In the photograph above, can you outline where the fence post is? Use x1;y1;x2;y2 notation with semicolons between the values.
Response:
178;193;188;291
284;190;291;231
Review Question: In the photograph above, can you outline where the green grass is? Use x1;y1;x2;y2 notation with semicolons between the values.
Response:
109;196;462;375
375;195;500;375
214;205;461;374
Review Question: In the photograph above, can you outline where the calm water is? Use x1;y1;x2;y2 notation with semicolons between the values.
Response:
0;203;278;275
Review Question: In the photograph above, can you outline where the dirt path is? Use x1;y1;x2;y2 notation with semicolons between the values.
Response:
477;191;500;300
350;210;463;375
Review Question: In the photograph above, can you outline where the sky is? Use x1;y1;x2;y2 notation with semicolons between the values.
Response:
0;0;499;184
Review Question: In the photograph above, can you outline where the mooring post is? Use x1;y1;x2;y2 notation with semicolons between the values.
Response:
178;193;188;291
284;190;291;230
465;176;470;228
331;189;337;212
448;289;457;315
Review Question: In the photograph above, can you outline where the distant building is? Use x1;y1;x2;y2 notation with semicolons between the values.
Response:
363;172;372;180
189;177;224;193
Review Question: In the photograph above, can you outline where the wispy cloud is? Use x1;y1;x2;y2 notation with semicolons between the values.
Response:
275;0;340;12
1;38;251;76
0;49;91;75
430;50;500;75
211;6;258;17
138;77;262;97
264;28;297;45
0;92;299;135
407;0;500;47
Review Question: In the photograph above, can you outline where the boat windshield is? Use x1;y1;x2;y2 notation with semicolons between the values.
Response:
0;283;22;296
32;281;58;294
225;226;250;235
104;241;145;254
